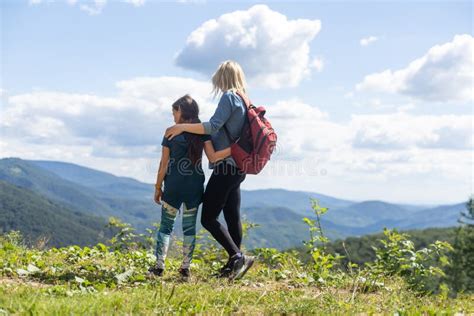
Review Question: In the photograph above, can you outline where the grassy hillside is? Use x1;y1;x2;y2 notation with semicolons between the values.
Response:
2;277;472;314
0;222;472;314
0;181;114;247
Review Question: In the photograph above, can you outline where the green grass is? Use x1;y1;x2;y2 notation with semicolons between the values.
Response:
1;280;472;314
1;265;473;315
1;215;473;314
1;253;473;315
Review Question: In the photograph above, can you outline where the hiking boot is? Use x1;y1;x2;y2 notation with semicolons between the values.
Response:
231;255;255;281
147;265;164;277
179;267;190;281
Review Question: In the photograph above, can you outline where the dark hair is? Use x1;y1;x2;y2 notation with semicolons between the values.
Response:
172;95;204;165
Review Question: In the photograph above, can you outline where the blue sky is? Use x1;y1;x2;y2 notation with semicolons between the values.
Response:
1;0;473;204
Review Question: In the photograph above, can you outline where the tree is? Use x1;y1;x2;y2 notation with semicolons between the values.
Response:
448;196;474;293
459;197;474;226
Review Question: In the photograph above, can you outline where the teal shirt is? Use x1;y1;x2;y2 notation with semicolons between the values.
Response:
161;133;211;209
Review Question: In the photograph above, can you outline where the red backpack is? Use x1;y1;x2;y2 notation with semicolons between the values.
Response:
224;91;277;174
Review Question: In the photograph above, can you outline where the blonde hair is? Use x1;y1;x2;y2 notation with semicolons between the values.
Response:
211;60;247;98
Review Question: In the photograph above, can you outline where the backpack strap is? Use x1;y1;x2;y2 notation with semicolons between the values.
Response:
235;90;253;109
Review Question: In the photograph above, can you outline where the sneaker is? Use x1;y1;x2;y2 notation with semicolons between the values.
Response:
231;255;255;281
179;268;190;281
212;258;232;278
228;253;245;280
147;265;164;277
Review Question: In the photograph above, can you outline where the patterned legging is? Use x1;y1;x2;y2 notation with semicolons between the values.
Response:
155;201;198;269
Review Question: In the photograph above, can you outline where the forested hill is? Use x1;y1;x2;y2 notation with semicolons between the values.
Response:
0;157;467;249
0;180;114;247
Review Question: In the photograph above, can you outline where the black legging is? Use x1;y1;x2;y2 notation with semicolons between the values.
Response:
201;162;246;257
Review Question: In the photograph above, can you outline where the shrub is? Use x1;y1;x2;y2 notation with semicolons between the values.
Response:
365;228;453;293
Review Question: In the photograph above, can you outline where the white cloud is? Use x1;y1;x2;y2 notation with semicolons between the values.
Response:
175;4;322;89
176;0;206;3
266;104;472;202
3;81;471;157
79;0;107;15
350;113;473;150
310;57;324;72
0;138;164;184
1;77;214;152
28;0;145;15
124;0;146;7
360;35;378;46
2;78;472;203
116;76;212;106
356;34;474;103
267;99;347;161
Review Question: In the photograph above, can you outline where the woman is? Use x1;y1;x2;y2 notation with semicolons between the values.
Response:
165;60;254;280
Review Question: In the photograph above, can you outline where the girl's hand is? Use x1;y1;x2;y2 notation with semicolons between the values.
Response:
154;188;162;205
165;124;184;140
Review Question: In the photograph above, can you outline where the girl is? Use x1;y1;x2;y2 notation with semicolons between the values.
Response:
165;60;255;280
149;95;230;280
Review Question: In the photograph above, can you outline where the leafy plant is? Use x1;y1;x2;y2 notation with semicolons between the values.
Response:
192;219;259;273
107;217;158;252
365;228;453;293
302;198;341;283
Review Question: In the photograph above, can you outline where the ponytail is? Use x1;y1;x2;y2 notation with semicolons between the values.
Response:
172;95;205;166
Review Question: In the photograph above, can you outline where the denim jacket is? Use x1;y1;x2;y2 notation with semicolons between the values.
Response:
202;90;246;169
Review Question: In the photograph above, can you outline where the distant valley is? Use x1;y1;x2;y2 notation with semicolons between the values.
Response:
0;157;466;249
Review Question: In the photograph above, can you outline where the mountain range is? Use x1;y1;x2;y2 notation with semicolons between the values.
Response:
0;157;466;249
